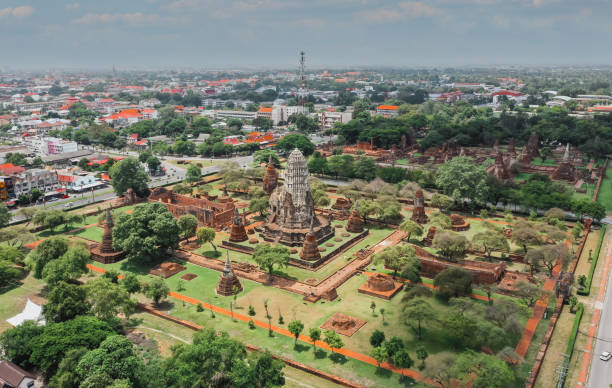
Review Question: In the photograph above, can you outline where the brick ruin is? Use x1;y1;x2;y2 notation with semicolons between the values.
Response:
149;187;235;230
419;256;506;284
149;261;186;278
551;144;577;182
411;189;429;224
422;226;436;246
345;202;364;233
263;155;278;195
299;219;322;263
90;208;125;264
228;208;248;242
487;151;513;181
259;149;334;246
216;251;243;296
358;273;403;300
450;214;470;231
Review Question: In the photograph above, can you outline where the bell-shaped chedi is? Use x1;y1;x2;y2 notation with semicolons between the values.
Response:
216;250;243;296
229;208;248;242
300;218;322;262
90;208;125;264
346;201;364;233
411;189;429;224
263;155;279;195
551;143;577;182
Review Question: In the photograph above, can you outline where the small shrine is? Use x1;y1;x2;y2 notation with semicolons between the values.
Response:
358;273;403;300
345;201;364;233
411;189;429;224
331;197;352;212
299;219;322;263
90;208;125;264
228;208;248;242
216;250;243;296
422;226;436;246
488;152;512;181
450;214;470;231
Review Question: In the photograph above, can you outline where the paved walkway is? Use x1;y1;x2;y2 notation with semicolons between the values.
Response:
85;262;432;385
579;230;612;387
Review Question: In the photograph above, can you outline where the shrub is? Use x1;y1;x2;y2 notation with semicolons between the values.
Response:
248;305;256;316
248;319;255;329
197;303;204;312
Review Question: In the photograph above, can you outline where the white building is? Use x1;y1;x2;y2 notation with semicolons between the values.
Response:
317;111;353;129
11;169;59;196
45;137;78;155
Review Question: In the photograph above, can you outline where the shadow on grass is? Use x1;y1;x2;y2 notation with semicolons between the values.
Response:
125;317;144;328
329;353;348;364
293;343;310;353
375;366;392;378
155;300;175;311
314;349;327;359
201;250;222;258
399;375;416;386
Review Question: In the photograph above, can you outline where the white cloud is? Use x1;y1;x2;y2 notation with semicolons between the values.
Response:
356;1;440;23
0;5;34;19
72;13;162;25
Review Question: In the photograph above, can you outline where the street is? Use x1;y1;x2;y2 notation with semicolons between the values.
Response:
588;230;612;388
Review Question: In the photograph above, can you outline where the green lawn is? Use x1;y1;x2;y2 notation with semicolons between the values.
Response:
0;274;46;333
514;172;532;181
531;157;558;167
596;165;612;212
70;226;104;242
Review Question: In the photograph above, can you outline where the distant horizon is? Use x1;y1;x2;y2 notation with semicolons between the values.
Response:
1;0;611;69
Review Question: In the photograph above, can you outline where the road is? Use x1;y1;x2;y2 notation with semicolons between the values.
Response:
588;230;612;388
7;153;246;223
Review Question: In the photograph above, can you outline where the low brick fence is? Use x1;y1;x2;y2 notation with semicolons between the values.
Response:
592;158;608;202
137;303;365;388
525;297;563;388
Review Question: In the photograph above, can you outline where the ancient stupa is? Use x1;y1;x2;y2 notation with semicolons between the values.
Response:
216;250;242;296
410;189;429;224
90;208;125;264
260;148;333;246
551;143;576;182
299;218;322;263
346;201;364;233
228;208;248;242
263;155;278;195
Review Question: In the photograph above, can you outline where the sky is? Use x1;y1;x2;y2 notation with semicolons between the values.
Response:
1;0;611;70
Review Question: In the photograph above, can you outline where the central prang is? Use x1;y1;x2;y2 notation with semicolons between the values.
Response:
260;148;334;247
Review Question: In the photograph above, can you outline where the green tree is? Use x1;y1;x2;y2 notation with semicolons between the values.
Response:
0;320;44;369
43;281;91;323
372;245;418;279
195;226;217;252
370;346;388;368
185;163;201;184
399;219;423;243
178;214;198;242
252;244;291;278
432;231;468;261
430;193;454;213
146;156;161;173
393;349;414;376
49;347;88;388
288;320;304;345
0;259;24;287
401;298;437;340
471;232;510;258
76;335;145;387
435;157;489;206
121;273;141;294
29;316;114;376
309;328;321;353
434;267;473;299
109;157;150;197
144;277;170;306
370;330;386;347
511;225;541;254
451;351;515;388
112;202;181;264
275;134;315;156
85;278;137;321
249;196;269;217
416;345;428;369
323;330;344;353
26;236;69;278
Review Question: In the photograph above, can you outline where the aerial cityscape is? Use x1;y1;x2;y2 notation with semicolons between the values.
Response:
2;1;612;388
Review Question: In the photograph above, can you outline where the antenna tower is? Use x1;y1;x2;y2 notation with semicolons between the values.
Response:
298;51;306;107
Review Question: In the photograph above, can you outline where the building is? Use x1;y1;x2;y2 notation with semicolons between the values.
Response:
317;110;352;129
11;169;59;197
214;110;257;121
452;82;484;89
376;105;399;117
58;172;105;192
44;137;78;155
256;107;273;120
0;360;40;388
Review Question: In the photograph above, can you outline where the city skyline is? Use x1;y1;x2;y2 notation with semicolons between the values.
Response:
1;0;611;69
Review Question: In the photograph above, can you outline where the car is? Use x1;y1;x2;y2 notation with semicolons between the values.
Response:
600;351;611;361
64;203;71;208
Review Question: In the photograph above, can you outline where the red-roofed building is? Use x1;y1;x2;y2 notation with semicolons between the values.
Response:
376;105;399;117
101;109;143;126
0;163;25;175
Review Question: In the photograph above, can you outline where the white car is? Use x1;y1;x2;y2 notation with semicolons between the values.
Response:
600;351;611;361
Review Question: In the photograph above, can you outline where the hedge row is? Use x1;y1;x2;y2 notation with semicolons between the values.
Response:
560;302;584;387
577;224;607;296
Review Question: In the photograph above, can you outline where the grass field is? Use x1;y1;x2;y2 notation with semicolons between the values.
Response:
0;274;46;334
531;157;558;167
596;165;612;212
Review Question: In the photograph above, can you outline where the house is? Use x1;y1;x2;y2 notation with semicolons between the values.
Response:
0;360;39;388
317;110;352;129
